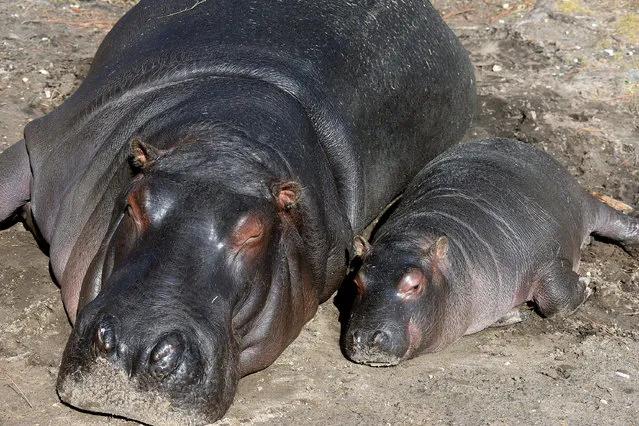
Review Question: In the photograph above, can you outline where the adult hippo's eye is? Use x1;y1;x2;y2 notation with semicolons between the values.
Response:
397;269;426;300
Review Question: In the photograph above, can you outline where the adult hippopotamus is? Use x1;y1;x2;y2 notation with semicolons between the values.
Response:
343;138;639;366
0;0;475;423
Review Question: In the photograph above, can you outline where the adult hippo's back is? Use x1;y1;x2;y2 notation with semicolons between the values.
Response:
0;0;475;424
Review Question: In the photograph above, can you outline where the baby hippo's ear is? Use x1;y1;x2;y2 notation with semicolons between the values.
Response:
354;235;372;258
430;236;449;260
422;236;449;266
130;137;163;170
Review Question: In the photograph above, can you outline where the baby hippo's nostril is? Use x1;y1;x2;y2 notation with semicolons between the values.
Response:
91;315;117;357
149;332;185;380
352;330;363;345
372;330;389;347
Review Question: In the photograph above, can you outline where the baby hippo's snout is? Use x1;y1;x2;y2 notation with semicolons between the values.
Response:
344;326;408;367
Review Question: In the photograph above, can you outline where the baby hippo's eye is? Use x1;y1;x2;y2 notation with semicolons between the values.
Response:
397;269;426;300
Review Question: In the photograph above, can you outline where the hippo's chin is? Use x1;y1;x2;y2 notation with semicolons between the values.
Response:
57;357;210;424
57;356;230;425
56;313;239;426
345;347;403;367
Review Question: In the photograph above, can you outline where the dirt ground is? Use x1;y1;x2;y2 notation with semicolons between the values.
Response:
1;0;638;424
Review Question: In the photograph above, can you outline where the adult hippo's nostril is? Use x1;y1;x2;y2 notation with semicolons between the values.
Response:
91;315;118;357
352;330;363;345
148;332;186;380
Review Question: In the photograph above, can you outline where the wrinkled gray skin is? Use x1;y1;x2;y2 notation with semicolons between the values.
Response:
343;138;639;366
0;0;475;423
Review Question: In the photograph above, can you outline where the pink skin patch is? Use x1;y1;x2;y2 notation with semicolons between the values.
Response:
403;318;423;359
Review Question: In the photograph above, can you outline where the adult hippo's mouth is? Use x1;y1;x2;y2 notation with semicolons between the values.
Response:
57;302;238;424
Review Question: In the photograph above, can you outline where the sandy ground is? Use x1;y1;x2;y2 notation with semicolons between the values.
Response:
0;0;638;424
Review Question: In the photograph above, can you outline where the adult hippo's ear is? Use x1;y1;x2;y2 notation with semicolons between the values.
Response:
271;181;302;211
129;137;164;170
270;180;304;235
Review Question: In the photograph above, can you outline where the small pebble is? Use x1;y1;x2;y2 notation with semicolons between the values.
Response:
38;69;49;76
21;77;28;83
604;49;614;56
493;64;503;72
600;399;608;405
615;371;630;379
503;3;510;9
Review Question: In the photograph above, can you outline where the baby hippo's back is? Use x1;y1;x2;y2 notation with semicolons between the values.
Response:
400;138;595;266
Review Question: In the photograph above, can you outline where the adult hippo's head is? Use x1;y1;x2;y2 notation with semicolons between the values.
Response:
57;125;334;424
341;235;451;366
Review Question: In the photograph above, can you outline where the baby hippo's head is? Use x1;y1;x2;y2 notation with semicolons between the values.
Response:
342;235;450;366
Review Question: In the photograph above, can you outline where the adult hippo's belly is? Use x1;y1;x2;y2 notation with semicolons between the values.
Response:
0;0;475;424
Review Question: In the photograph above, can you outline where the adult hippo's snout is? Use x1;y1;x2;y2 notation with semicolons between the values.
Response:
58;288;238;424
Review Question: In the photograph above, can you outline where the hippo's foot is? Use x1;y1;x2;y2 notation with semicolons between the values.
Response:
533;259;590;318
490;307;532;328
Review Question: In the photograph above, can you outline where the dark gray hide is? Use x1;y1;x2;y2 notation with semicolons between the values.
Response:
0;0;475;423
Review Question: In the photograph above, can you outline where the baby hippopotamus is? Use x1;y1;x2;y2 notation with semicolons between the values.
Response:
343;138;639;366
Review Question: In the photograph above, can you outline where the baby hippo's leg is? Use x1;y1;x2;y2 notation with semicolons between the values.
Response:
532;259;591;317
592;203;639;258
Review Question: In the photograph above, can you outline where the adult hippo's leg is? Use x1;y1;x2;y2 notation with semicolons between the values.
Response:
0;140;31;227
